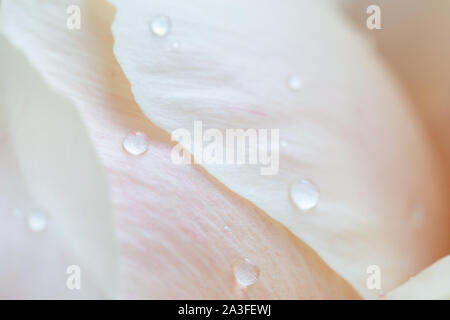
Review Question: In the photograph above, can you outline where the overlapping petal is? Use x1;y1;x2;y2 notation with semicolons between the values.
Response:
0;33;117;298
108;0;449;297
0;0;359;298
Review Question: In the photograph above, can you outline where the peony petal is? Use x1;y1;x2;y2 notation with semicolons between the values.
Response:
386;256;450;300
108;0;449;297
0;34;117;298
0;0;359;298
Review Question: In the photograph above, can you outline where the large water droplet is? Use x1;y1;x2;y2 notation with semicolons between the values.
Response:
290;179;320;211
233;258;260;287
150;15;171;37
27;210;48;232
287;74;302;91
123;132;149;156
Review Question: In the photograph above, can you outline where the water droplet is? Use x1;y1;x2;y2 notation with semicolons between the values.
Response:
290;179;320;211
150;15;171;37
123;132;149;156
233;258;260;287
12;208;23;218
27;210;48;233
287;74;302;91
281;139;288;148
171;41;180;50
378;290;385;298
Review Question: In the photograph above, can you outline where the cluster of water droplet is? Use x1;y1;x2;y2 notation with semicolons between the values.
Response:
149;15;180;50
125;13;428;292
141;14;317;288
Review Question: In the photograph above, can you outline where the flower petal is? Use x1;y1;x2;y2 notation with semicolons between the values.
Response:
0;0;359;298
339;0;450;184
386;256;450;300
108;0;449;297
0;33;117;298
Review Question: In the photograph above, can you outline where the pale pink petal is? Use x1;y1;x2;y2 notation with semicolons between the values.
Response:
0;34;117;298
108;0;449;297
0;0;358;298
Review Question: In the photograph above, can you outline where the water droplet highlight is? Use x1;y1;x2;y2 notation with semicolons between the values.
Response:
233;258;260;287
150;15;171;37
290;179;320;211
123;132;149;156
27;210;48;233
287;74;302;91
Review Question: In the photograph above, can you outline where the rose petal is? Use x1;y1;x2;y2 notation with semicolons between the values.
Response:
0;0;359;298
0;33;117;298
108;0;449;297
338;0;450;181
386;256;450;300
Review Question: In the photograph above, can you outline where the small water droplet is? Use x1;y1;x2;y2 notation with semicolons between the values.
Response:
171;41;180;50
281;139;288;148
150;15;171;37
233;258;260;287
287;74;302;91
12;208;23;218
290;179;320;211
378;290;385;298
27;210;48;232
123;132;149;156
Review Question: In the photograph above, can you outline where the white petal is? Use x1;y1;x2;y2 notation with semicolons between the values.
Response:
386;256;450;300
0;33;117;298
